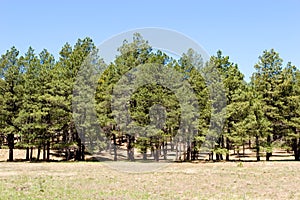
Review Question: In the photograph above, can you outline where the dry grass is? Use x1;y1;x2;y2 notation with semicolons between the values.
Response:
0;161;300;199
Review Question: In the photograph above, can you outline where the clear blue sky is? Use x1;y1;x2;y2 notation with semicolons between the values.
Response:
1;0;300;82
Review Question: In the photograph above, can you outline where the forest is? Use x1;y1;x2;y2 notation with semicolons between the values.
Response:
0;33;299;163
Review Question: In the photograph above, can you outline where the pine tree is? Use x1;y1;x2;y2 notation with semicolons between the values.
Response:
245;83;271;161
251;49;284;161
96;34;210;161
178;49;210;160
15;47;40;160
280;62;300;160
96;33;153;160
0;47;24;161
73;49;106;157
206;50;245;161
56;37;97;160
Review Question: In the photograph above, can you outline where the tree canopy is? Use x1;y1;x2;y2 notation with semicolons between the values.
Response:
0;34;299;162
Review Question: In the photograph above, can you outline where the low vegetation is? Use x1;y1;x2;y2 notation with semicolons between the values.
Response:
0;161;299;199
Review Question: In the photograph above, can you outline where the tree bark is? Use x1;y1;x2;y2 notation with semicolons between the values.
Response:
292;128;300;161
127;135;134;161
183;142;186;161
163;142;167;160
216;153;220;161
37;147;41;161
175;141;179;161
220;135;224;160
256;135;260;161
81;144;85;161
297;138;300;161
30;147;33;161
143;151;147;160
226;137;230;161
293;138;299;161
43;143;46;161
65;148;70;161
186;144;190;161
26;147;30;161
154;144;159;162
209;151;214;161
46;141;50;162
179;141;182;161
7;134;14;162
75;139;82;161
191;141;197;160
226;122;232;161
113;134;117;161
170;136;174;151
266;135;271;161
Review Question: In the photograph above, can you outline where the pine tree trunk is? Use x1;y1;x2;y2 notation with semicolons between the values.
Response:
175;141;178;161
8;148;13;162
170;136;174;151
159;144;162;156
81;144;85;161
226;137;230;161
26;147;30;161
150;146;154;157
293;128;300;161
163;142;167;160
127;138;130;160
75;139;82;161
220;135;224;160
37;148;41;161
65;148;70;161
7;134;14;162
191;141;195;160
143;151;147;160
46;141;50;162
226;123;231;161
130;148;134;161
293;138;299;161
30;147;33;161
183;142;186;161
216;137;220;161
43;143;46;161
154;145;159;162
216;153;220;161
186;143;191;161
297;138;300;161
179;141;182;161
127;137;134;161
266;135;271;161
113;134;117;161
256;135;260;161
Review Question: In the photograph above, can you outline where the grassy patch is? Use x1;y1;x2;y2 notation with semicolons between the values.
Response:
0;162;299;199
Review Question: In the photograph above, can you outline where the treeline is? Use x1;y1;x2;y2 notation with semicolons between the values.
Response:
0;33;300;162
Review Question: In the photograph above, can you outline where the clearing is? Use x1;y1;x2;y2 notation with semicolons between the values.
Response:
0;161;299;199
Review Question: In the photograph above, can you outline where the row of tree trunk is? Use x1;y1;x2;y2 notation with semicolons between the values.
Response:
109;134;200;162
5;132;300;162
6;132;85;162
